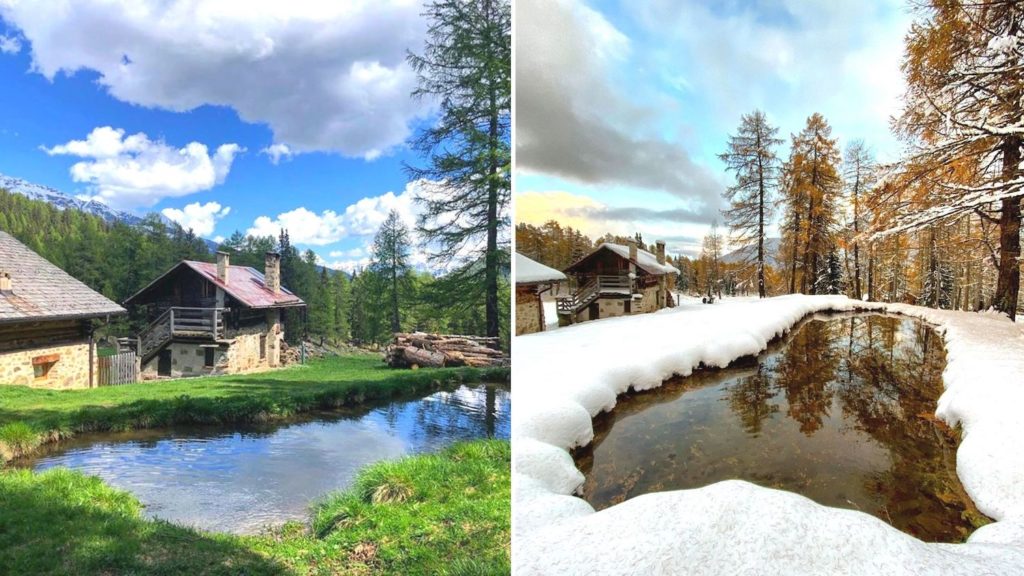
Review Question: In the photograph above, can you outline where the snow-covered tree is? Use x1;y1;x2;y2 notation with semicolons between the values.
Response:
893;0;1024;318
700;221;724;299
781;113;842;295
719;110;782;299
843;140;876;299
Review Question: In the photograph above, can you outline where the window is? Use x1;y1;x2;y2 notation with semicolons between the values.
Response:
204;347;216;368
259;335;267;360
32;354;59;380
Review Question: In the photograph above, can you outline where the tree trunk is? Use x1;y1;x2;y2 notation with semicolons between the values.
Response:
994;138;1021;319
484;0;501;342
789;213;800;294
866;243;874;302
852;168;861;299
756;127;767;299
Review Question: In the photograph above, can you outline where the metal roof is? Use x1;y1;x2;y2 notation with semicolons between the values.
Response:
124;259;305;310
0;230;126;324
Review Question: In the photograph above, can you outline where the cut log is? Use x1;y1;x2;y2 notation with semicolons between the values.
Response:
385;331;509;369
403;346;446;368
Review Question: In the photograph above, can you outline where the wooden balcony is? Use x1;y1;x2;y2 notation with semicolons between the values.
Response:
556;275;632;315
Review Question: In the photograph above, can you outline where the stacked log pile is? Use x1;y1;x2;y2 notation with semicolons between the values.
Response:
385;333;509;368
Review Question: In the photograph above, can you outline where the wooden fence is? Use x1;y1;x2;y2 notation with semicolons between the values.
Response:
98;350;139;386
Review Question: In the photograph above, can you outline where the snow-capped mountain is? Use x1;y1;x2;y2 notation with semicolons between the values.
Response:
721;237;783;267
0;172;220;251
0;172;144;225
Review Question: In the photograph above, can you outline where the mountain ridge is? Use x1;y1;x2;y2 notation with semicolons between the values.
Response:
0;172;218;250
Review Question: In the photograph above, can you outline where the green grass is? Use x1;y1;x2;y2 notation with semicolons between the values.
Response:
0;439;511;576
0;355;509;463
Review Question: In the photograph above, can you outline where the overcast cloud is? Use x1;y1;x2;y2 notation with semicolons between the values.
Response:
515;0;726;214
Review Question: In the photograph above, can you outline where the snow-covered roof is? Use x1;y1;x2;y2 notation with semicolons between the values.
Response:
579;242;680;276
515;253;567;285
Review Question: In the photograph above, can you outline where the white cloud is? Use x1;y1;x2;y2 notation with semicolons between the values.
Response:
247;207;347;246
323;256;373;274
246;180;421;245
329;247;365;259
0;35;20;54
261;143;294;164
43;126;241;209
161;201;231;237
0;0;434;159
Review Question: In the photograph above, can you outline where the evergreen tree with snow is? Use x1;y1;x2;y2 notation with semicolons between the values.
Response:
815;249;844;295
719;110;782;299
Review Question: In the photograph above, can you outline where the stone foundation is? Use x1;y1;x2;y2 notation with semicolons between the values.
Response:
0;341;95;389
140;316;283;378
516;288;544;335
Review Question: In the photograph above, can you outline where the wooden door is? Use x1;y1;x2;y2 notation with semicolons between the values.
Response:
157;349;172;376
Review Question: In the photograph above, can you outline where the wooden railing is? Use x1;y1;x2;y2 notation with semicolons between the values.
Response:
138;307;226;362
557;275;632;315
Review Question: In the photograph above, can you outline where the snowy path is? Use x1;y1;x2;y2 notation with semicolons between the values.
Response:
513;295;1024;575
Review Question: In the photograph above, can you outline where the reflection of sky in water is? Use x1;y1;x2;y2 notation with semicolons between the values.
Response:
28;384;510;534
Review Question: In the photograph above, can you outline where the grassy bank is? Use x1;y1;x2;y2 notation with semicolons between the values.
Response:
0;439;510;575
0;355;509;463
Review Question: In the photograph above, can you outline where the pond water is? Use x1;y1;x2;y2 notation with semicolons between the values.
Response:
19;383;510;534
573;314;985;543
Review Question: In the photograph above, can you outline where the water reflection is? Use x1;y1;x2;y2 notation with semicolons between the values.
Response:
575;314;984;542
20;383;510;534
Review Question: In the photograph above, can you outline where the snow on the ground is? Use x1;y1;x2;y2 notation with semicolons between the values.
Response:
513;295;1024;575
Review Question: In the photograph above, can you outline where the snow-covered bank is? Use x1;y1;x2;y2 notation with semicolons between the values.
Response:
513;295;1024;575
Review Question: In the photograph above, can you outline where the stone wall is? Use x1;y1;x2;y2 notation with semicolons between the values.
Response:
226;330;272;373
634;285;663;314
141;341;228;378
140;309;285;379
516;287;544;335
0;340;94;389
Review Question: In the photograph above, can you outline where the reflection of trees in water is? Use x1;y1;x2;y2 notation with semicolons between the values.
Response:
831;315;979;542
771;320;840;435
394;385;511;449
726;365;779;435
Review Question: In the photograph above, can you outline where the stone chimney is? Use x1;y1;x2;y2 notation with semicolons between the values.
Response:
265;252;281;294
216;251;230;284
656;240;666;265
628;239;638;263
0;271;11;293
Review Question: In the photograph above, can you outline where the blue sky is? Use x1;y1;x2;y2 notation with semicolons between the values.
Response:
516;0;913;257
0;2;441;272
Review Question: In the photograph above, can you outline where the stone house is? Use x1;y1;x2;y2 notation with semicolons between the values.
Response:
557;240;679;325
0;230;126;389
124;251;305;378
515;252;567;336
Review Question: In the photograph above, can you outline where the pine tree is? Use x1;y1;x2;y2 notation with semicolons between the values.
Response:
371;210;413;334
406;0;511;339
719;109;781;298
